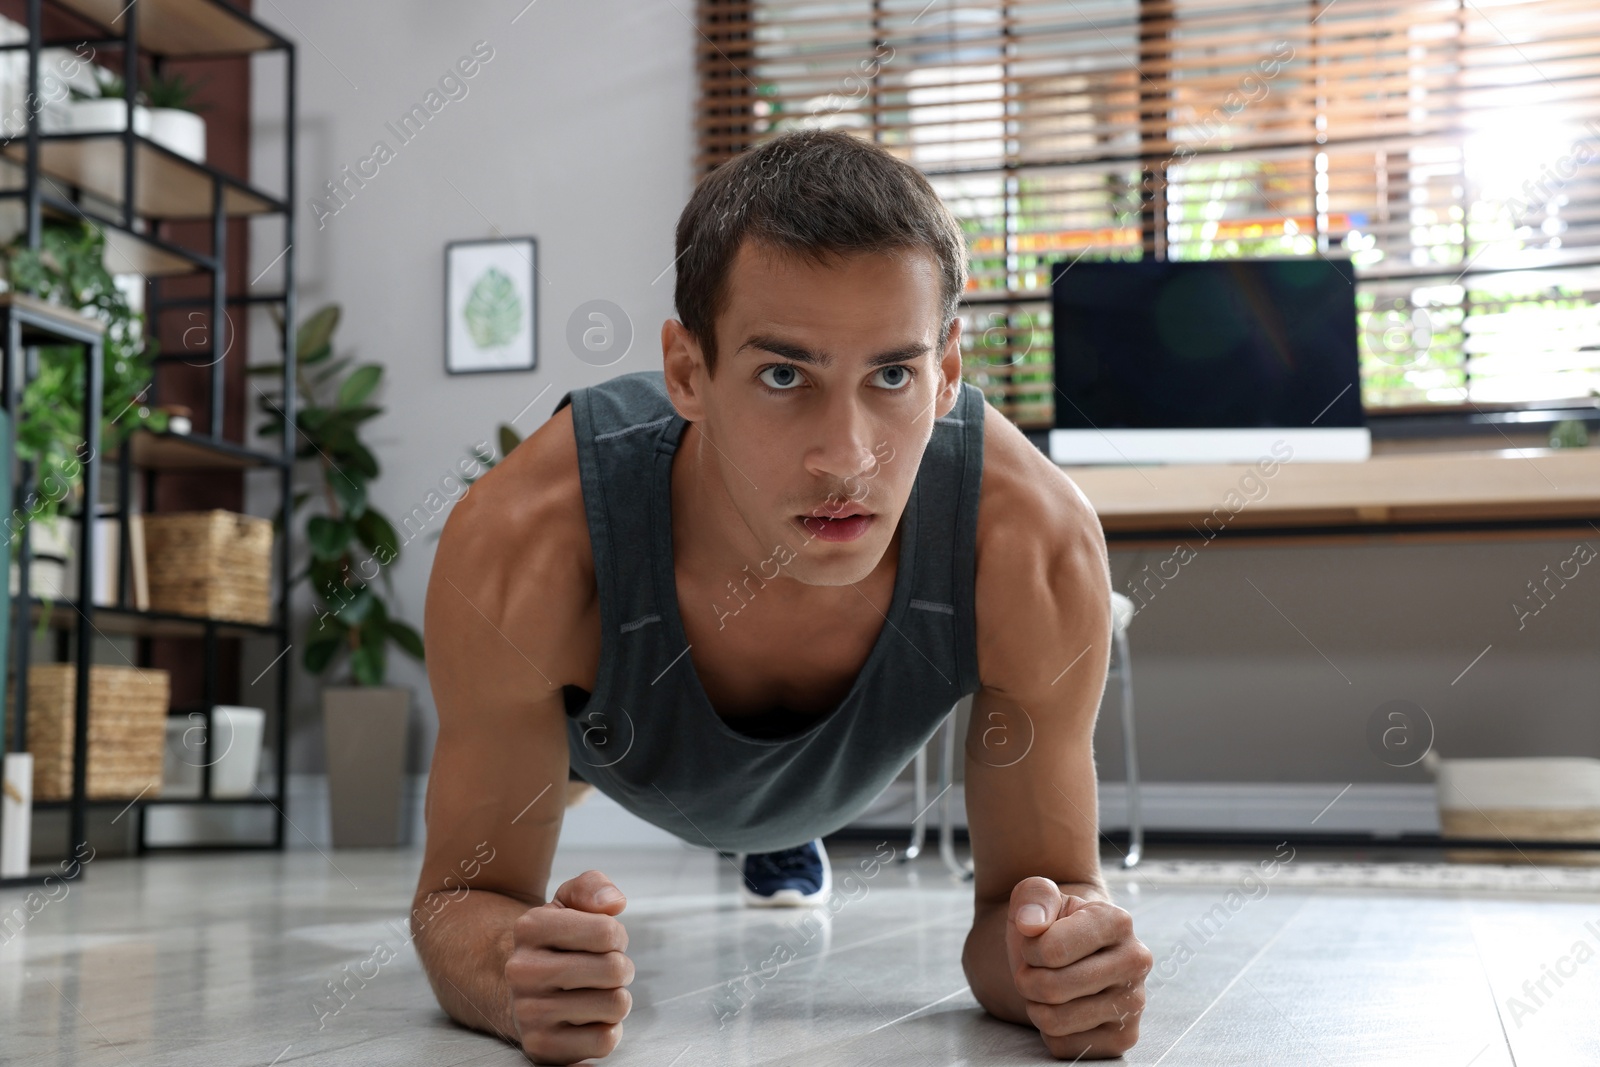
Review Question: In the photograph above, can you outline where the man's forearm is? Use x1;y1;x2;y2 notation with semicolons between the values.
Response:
961;881;1110;1024
412;887;533;1041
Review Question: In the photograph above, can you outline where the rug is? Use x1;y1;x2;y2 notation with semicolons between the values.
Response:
1103;858;1600;893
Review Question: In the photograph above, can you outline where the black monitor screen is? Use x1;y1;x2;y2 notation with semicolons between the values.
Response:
1050;258;1364;429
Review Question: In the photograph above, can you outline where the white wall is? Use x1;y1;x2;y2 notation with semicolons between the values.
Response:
247;0;695;779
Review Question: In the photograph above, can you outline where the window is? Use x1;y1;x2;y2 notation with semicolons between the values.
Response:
697;0;1600;427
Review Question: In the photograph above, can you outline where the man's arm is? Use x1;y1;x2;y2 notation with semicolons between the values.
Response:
411;407;634;1064
960;405;1152;1058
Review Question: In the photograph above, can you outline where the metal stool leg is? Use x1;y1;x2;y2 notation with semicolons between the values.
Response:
938;705;974;880
900;745;927;862
1114;624;1143;870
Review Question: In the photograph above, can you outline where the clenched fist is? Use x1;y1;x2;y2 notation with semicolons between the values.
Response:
505;870;635;1064
1006;877;1152;1059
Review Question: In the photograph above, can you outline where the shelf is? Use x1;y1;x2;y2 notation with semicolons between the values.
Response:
0;163;214;276
114;428;288;470
1;134;281;220
97;220;201;276
27;597;281;639
46;0;285;57
0;291;105;342
4;1;296;861
33;794;280;809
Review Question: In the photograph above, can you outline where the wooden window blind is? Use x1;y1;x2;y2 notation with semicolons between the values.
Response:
697;0;1600;427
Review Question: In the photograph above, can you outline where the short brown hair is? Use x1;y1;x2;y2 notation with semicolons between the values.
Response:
673;129;968;376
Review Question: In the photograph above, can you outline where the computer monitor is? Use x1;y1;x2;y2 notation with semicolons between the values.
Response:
1047;257;1369;464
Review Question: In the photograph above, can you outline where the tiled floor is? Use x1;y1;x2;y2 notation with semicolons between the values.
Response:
3;839;1598;1066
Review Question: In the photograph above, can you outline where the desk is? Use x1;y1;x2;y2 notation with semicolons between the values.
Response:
1061;447;1600;546
1054;444;1600;858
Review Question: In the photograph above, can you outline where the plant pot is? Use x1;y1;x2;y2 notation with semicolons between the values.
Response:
323;685;410;848
147;106;205;162
161;704;265;799
63;98;152;137
7;514;73;600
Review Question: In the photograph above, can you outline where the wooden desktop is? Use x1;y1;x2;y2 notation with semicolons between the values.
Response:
1060;446;1600;547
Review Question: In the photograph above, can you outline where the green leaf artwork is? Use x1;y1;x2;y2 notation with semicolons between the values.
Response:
462;266;522;349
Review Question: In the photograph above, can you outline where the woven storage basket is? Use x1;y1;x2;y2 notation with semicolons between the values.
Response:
3;664;170;800
142;510;273;624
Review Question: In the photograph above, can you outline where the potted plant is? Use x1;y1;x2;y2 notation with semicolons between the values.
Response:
142;71;208;163
62;67;208;162
63;72;151;139
2;220;164;601
251;304;424;848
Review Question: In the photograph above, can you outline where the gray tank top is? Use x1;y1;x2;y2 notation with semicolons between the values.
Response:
552;370;984;853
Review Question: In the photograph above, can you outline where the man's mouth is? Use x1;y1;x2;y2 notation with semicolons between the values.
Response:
797;508;875;542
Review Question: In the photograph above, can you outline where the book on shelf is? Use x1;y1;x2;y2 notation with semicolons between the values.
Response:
128;513;150;611
91;515;118;607
89;511;152;610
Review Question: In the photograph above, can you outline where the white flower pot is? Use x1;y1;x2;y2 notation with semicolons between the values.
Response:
50;100;205;162
147;106;205;163
161;705;265;799
37;97;73;133
64;97;152;137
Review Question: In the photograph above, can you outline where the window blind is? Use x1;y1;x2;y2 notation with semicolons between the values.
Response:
697;0;1600;427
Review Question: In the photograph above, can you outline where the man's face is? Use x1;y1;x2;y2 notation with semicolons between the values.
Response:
664;239;962;588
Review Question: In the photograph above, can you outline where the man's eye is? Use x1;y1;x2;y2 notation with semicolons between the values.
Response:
758;365;803;390
875;366;914;390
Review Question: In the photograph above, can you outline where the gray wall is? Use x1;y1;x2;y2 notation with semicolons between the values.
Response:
248;2;1599;796
1098;538;1600;787
247;0;696;775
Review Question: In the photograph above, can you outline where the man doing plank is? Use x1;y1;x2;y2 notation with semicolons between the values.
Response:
414;128;1151;1064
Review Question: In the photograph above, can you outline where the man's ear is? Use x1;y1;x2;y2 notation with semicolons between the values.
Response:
662;319;708;422
934;315;963;419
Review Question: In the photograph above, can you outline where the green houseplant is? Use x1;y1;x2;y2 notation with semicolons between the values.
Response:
251;303;423;685
1;219;165;544
252;304;421;847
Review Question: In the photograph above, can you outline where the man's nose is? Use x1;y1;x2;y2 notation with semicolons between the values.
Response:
804;393;881;486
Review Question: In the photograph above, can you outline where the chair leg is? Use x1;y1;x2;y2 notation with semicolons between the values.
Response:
1114;625;1143;870
900;744;927;862
938;705;974;881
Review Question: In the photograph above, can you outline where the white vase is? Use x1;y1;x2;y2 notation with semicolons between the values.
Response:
65;98;151;137
147;107;205;162
161;705;265;799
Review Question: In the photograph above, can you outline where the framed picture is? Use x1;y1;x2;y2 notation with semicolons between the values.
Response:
445;237;538;374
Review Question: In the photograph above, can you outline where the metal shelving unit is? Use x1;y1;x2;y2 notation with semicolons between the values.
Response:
0;0;296;881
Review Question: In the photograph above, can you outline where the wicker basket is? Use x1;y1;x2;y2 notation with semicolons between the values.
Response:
142;510;274;624
3;664;171;800
1436;756;1600;866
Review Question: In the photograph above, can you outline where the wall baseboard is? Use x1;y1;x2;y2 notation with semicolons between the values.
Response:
141;773;432;850
143;774;690;850
123;776;1442;852
136;776;1438;852
848;780;1442;837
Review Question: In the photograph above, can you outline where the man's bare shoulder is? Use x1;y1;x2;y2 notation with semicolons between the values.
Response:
426;404;597;689
972;399;1110;698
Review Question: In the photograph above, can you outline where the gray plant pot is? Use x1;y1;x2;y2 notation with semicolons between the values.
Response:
323;685;411;848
